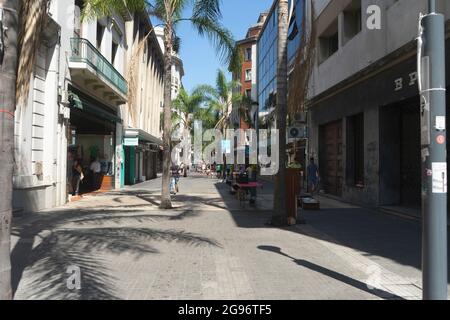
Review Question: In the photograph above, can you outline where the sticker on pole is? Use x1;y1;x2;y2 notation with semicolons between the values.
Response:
436;135;446;144
435;116;446;131
432;162;447;194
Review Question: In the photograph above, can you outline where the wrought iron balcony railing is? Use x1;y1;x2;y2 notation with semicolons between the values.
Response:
70;38;128;96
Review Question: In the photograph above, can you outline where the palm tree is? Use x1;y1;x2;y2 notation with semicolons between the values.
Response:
195;69;245;177
172;87;207;135
271;0;289;226
84;1;239;209
196;69;242;132
236;94;257;128
0;0;19;301
171;87;217;170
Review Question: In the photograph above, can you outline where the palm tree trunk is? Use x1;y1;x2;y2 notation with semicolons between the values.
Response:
160;23;173;209
0;0;19;300
272;0;289;226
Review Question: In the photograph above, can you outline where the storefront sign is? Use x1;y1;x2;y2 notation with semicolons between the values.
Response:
394;72;418;92
124;137;139;146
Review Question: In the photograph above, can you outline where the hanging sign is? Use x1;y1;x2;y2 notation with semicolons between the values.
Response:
124;137;139;146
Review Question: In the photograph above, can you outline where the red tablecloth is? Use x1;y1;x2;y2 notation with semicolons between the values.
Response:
237;182;263;188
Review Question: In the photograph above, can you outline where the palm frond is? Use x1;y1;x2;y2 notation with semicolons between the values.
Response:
188;16;239;73
216;69;229;101
148;0;167;20
192;0;222;21
172;35;181;53
192;84;219;100
82;0;153;20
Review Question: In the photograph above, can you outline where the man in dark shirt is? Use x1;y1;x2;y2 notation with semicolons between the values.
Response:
170;164;180;194
307;157;319;195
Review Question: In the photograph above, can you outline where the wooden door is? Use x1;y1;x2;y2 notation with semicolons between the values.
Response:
322;120;343;196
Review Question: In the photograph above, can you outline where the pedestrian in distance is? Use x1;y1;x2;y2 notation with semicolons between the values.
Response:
90;156;101;190
307;157;320;196
170;163;180;195
72;159;84;196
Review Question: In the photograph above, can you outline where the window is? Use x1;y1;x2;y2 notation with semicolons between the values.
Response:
245;47;252;61
245;69;252;82
343;0;362;44
111;41;119;66
74;0;84;37
327;32;339;56
346;113;364;187
96;23;105;51
319;19;339;63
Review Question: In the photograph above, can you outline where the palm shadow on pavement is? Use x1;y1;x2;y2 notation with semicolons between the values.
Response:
11;199;221;299
257;245;405;300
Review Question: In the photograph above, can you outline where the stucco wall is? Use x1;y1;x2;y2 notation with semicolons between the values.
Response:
309;0;449;99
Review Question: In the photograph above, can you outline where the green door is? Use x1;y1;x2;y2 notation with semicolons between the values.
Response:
125;146;136;185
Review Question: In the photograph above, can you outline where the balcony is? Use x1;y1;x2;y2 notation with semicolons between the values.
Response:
69;38;128;104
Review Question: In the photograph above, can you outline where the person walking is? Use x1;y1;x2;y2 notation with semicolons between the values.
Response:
201;161;207;174
170;163;180;195
90;157;101;190
307;157;319;196
180;162;187;177
72;159;84;196
216;163;222;179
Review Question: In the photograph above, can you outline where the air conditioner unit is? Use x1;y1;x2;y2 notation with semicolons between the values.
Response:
288;126;306;139
294;112;307;123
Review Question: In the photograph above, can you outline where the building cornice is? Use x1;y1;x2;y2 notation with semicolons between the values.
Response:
236;37;258;46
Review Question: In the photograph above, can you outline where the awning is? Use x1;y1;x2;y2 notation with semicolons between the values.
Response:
68;90;122;124
124;128;163;146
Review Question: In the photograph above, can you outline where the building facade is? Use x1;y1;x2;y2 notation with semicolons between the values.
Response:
13;4;66;212
231;13;266;130
122;13;164;186
13;0;164;212
305;0;450;211
257;2;279;124
257;0;302;127
154;26;185;165
154;26;185;100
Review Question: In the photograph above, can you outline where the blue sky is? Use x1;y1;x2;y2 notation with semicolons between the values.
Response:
175;0;273;93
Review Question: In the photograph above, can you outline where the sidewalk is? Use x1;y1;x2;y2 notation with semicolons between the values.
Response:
10;173;449;299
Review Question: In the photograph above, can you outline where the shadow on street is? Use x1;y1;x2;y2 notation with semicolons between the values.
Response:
258;245;404;300
11;191;220;299
213;177;450;283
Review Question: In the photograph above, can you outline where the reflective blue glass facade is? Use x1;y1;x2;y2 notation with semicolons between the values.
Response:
257;4;278;112
288;0;304;65
257;0;304;112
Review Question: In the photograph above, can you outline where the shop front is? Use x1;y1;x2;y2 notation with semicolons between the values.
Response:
310;40;450;209
124;129;162;186
67;87;123;197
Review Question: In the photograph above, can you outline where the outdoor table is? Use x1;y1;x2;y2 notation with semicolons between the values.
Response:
235;182;264;207
236;182;263;188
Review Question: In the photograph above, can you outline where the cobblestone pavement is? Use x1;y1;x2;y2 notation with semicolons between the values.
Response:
11;173;450;300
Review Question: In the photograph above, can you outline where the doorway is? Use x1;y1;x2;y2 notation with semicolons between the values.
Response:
319;120;343;196
379;97;421;207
